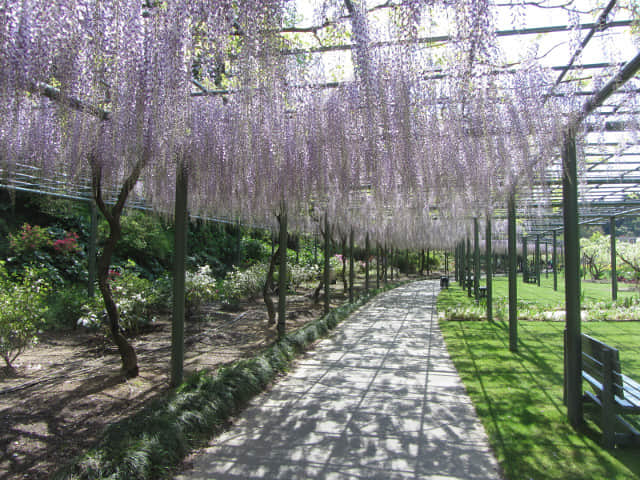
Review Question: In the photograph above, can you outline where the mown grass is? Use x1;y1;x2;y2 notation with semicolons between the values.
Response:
489;272;638;308
54;282;404;480
439;273;640;321
439;287;640;480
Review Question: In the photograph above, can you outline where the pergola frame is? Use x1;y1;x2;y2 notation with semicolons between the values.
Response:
1;0;640;429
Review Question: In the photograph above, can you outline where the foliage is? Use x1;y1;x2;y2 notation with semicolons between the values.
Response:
0;0;630;283
78;261;158;334
218;263;268;306
295;236;322;266
288;263;320;291
7;222;87;285
52;231;81;254
330;255;343;276
44;284;89;330
185;265;219;313
581;232;610;280
0;263;50;368
188;222;243;277
9;223;53;253
54;278;399;479
439;319;640;480
102;212;173;278
240;235;271;266
616;240;640;281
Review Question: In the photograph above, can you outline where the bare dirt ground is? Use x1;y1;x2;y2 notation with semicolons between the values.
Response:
0;285;350;480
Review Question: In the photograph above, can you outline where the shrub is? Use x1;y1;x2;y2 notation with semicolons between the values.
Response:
185;265;219;314
330;255;342;276
52;231;81;254
0;263;50;368
78;261;157;334
219;263;267;306
103;212;172;278
240;236;270;266
289;263;320;291
7;223;86;285
9;223;52;254
45;284;87;330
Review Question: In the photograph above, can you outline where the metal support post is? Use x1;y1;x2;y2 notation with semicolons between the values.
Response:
88;200;97;298
562;131;583;428
536;235;541;287
610;217;617;301
349;228;354;303
508;192;518;352
365;233;370;293
545;240;549;279
486;216;493;321
171;162;188;388
466;237;472;297
553;230;558;291
522;236;528;283
376;244;380;290
323;214;331;315
474;217;480;299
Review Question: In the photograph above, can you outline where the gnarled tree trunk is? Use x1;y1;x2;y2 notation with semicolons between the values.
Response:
312;278;324;304
341;236;347;293
263;245;279;325
97;221;139;378
91;150;147;379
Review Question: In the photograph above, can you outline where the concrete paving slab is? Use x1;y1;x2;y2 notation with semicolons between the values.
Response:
176;280;501;480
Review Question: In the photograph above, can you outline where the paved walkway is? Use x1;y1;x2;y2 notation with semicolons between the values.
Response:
177;280;501;480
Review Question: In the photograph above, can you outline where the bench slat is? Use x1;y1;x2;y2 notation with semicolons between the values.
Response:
622;373;640;396
582;334;623;399
578;333;640;447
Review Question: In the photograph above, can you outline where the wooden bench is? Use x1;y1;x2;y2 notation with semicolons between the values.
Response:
580;333;640;448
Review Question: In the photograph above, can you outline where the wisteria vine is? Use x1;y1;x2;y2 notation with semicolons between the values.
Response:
0;0;633;250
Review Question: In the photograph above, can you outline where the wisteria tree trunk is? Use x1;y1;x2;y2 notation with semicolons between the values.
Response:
376;244;380;289
312;278;324;304
323;214;332;315
383;245;388;285
277;205;288;338
341;236;347;293
349;228;354;303
365;233;370;292
263;245;279;325
92;155;147;379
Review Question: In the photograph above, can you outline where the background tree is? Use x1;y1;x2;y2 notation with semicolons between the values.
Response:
580;232;610;280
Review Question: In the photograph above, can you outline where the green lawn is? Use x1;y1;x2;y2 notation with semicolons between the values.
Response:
438;287;640;480
439;273;640;321
488;272;638;308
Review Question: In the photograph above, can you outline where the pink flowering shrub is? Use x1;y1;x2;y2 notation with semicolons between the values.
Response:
10;223;80;256
9;224;52;254
52;231;80;255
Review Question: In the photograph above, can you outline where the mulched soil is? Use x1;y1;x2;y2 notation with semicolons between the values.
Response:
0;286;348;480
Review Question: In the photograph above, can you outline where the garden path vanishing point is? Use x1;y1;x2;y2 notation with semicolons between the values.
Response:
177;280;501;480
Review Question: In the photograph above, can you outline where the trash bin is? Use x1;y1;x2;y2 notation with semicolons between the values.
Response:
440;276;449;288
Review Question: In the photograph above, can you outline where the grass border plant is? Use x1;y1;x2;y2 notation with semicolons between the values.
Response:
54;281;406;480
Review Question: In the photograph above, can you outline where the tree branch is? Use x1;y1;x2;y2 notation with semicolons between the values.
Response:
617;250;640;274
